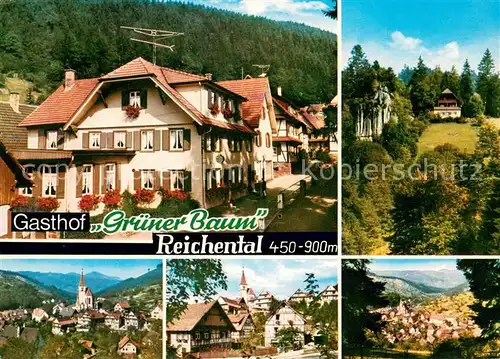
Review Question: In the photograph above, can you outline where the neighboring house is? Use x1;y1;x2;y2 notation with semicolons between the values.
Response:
115;302;131;313
17;57;262;211
19;327;39;343
52;319;77;335
252;291;275;312
432;88;461;118
288;289;313;303
150;304;163;320
124;311;139;330
118;335;139;356
58;307;76;318
31;308;49;322
76;271;96;311
105;312;123;330
272;89;311;177
218;296;243;315
218;77;277;186
229;312;255;341
319;285;338;303
167;301;235;356
264;302;306;347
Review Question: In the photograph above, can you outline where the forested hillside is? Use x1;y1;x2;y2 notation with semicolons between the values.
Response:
0;0;336;105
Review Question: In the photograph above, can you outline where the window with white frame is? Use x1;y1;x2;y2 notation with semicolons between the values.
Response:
90;133;100;148
42;166;57;197
129;91;141;107
46;130;58;149
213;135;220;152
141;130;153;151
21;166;34;195
114;132;126;148
105;164;115;191
205;135;212;152
141;170;154;190
204;332;209;340
171;170;184;191
195;333;200;340
82;165;93;195
170;129;183;151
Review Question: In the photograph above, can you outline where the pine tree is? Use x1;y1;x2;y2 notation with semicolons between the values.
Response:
460;59;474;104
477;49;496;116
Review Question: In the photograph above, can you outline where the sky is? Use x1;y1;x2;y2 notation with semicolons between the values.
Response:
180;0;337;33
368;258;459;272
0;259;162;279
216;259;338;300
342;0;500;73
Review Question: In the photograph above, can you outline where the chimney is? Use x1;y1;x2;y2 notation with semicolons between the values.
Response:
277;86;282;97
9;92;20;113
205;73;212;81
64;69;76;90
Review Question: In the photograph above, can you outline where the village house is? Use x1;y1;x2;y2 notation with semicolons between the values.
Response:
150;303;163;320
115;302;131;313
31;308;49;322
0;93;35;238
118;335;140;356
432;88;461;118
52;318;77;335
105;312;123;330
124;311;139;330
167;301;235;356
288;289;314;303
218;296;244;315
264;301;307;347
15;57;281;213
228;312;255;342
271;88;310;177
252;291;275;312
319;285;338;303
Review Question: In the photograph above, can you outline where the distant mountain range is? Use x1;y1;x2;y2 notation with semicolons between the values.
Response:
369;269;469;300
0;264;162;310
19;271;122;294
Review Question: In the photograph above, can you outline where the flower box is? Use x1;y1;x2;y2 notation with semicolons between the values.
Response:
78;194;101;212
124;105;142;119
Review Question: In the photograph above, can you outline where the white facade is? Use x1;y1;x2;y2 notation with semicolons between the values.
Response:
264;303;306;347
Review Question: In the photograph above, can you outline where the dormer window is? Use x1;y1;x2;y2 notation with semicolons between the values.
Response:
46;130;58;149
129;91;141;107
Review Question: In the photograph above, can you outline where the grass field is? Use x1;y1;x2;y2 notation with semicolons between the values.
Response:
417;122;478;155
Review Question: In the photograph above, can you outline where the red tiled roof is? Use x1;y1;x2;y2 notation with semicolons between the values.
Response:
117;302;130;308
301;109;325;130
19;57;253;135
217;77;270;128
85;288;93;296
167;302;231;332
228;313;250;331
57;319;76;326
221;297;240;307
118;335;139;349
19;79;99;127
273;136;302;143
273;97;309;127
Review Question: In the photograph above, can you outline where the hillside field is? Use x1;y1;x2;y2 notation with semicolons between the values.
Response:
417;123;478;155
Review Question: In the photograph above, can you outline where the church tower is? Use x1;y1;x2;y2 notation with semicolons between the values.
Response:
76;270;95;311
239;269;248;303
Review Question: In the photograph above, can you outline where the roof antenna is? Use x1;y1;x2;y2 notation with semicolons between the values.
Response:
252;64;270;77
121;26;184;65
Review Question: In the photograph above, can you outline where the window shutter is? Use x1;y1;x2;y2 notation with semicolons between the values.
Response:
184;171;192;192
133;131;141;151
154;130;161;151
121;91;129;109
100;132;106;149
57;131;65;150
115;163;121;192
101;165;106;194
107;132;113;149
93;165;100;195
76;165;83;198
162;130;170;151
140;89;148;109
154;171;161;190
134;170;141;191
82;132;89;149
33;169;42;197
126;132;132;148
56;167;65;199
162;171;171;190
207;89;213;107
223;169;230;187
38;129;46;149
183;129;191;151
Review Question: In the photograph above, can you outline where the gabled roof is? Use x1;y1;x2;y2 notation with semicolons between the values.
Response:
228;313;252;331
118;335;139;349
19;78;99;127
167;301;234;332
300;109;325;130
217;77;276;129
272;97;308;127
442;88;453;94
0;101;35;149
117;302;130;308
220;296;241;307
19;57;254;135
266;301;306;324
